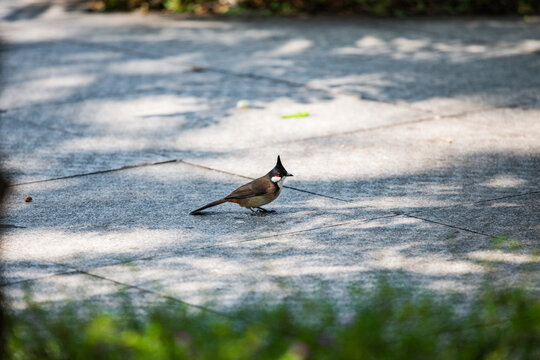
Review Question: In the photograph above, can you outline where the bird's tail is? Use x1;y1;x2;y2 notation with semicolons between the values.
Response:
189;198;226;215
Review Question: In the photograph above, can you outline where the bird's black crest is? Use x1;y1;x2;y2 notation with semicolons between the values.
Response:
272;155;292;177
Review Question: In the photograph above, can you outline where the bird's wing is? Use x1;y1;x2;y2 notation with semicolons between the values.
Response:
225;179;269;200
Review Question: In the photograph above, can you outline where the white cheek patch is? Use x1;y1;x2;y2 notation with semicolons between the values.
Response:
271;176;281;183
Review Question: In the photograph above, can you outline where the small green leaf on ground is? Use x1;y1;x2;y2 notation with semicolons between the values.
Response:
282;112;309;118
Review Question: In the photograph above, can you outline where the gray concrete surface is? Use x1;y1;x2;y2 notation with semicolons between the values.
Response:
1;0;539;310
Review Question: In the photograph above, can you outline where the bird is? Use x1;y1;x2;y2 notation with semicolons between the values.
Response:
189;156;293;215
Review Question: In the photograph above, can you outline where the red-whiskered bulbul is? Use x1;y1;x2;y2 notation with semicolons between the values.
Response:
189;156;293;215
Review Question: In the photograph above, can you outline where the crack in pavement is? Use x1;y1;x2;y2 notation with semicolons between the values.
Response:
179;160;351;202
9;157;351;203
0;209;502;317
404;190;540;217
3;253;517;336
78;270;236;318
8;159;180;187
2;261;235;318
266;113;443;146
2;212;401;292
400;189;540;240
10;155;539;221
403;213;493;237
77;214;403;274
54;34;540;114
7;101;511;190
207;213;400;248
1;33;433;117
9;207;492;284
4;188;533;284
0;269;78;287
63;38;426;113
398;189;540;237
4;188;533;313
3;213;403;318
471;190;540;204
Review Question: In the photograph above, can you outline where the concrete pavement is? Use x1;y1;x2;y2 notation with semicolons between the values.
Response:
1;1;539;309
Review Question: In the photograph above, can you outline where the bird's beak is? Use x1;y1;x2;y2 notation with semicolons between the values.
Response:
286;173;293;177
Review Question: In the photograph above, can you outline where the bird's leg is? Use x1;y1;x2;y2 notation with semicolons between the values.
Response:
256;207;276;213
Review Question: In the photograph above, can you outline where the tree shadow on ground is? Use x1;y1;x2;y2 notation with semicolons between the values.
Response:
2;151;539;307
4;13;536;108
1;9;539;309
2;14;539;181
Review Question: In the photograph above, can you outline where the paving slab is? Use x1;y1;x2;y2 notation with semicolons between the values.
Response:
186;107;540;209
2;161;382;272
88;215;539;308
1;1;539;310
0;32;426;184
1;92;424;184
3;9;539;114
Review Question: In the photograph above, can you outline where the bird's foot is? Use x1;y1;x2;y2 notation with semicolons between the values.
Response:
248;208;275;216
256;207;276;213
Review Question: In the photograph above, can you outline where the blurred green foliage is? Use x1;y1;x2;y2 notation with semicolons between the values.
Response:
0;171;9;360
6;281;540;359
91;0;540;15
492;234;522;251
